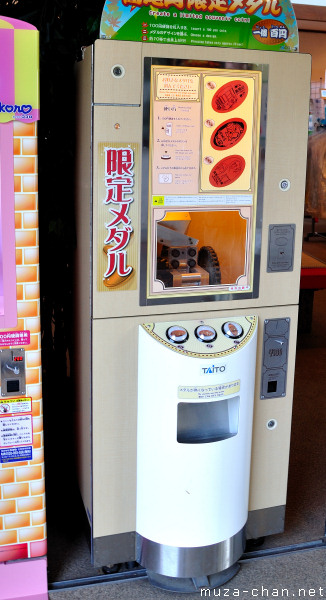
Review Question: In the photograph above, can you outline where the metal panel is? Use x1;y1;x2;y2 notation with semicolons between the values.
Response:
260;318;290;399
247;506;286;539
93;40;142;106
93;532;136;567
267;224;296;272
137;527;246;578
0;348;25;397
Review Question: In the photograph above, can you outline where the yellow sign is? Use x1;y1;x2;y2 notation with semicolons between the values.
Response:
178;380;240;400
156;73;199;101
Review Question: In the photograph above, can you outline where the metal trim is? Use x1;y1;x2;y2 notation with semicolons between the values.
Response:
93;531;137;567
136;527;246;578
247;506;285;540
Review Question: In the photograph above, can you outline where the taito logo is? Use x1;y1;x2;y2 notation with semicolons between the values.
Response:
201;364;226;374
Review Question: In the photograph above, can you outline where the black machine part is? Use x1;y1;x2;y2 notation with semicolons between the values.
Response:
198;246;222;285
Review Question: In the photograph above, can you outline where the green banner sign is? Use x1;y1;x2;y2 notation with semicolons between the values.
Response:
100;0;298;52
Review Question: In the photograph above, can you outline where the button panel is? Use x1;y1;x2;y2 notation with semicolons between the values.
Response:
143;316;256;358
195;325;217;343
222;321;244;339
166;326;189;344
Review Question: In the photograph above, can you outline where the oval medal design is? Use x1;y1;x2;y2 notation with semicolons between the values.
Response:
211;118;247;150
212;80;248;113
209;155;245;188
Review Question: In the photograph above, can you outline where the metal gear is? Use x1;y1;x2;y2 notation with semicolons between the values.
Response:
198;246;221;285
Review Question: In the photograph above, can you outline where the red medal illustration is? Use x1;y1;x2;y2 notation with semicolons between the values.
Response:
211;118;247;150
212;80;248;113
209;155;246;188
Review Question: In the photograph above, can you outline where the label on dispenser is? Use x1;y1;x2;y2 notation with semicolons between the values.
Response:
178;380;240;400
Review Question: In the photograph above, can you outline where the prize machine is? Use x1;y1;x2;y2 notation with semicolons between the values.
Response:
0;16;47;600
74;0;310;592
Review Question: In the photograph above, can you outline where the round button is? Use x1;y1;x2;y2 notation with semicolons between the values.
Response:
222;321;243;339
279;178;290;192
166;326;189;344
195;325;217;343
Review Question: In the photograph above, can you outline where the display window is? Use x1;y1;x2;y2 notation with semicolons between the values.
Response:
140;58;267;306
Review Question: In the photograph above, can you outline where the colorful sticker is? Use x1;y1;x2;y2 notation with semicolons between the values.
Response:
252;19;289;45
201;72;257;193
152;100;201;196
212;80;248;113
209;155;246;188
100;0;299;52
0;397;32;415
156;73;199;101
0;414;33;447
0;445;32;463
178;380;240;399
98;143;139;292
210;119;247;151
0;330;30;347
0;19;39;123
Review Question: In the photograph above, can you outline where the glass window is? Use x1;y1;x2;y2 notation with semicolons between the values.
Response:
140;58;267;306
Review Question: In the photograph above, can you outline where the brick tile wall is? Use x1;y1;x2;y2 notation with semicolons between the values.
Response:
0;122;46;562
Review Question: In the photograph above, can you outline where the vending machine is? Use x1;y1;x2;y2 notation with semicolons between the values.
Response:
75;0;310;591
0;16;47;600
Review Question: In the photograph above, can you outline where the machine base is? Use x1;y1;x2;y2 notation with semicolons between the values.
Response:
147;563;240;593
137;527;246;579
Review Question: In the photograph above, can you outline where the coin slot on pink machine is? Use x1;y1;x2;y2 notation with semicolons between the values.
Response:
0;349;26;397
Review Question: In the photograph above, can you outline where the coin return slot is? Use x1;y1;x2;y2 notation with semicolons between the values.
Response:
267;380;277;394
177;396;240;444
7;380;20;393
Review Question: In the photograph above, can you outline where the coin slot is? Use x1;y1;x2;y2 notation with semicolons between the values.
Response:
7;380;20;393
267;380;277;394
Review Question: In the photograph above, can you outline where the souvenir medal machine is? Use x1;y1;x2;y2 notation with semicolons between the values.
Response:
0;16;47;598
75;0;310;591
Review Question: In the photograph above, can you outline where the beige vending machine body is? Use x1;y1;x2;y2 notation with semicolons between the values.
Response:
75;40;310;567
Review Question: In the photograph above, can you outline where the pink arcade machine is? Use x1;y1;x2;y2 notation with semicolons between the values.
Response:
0;16;47;600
